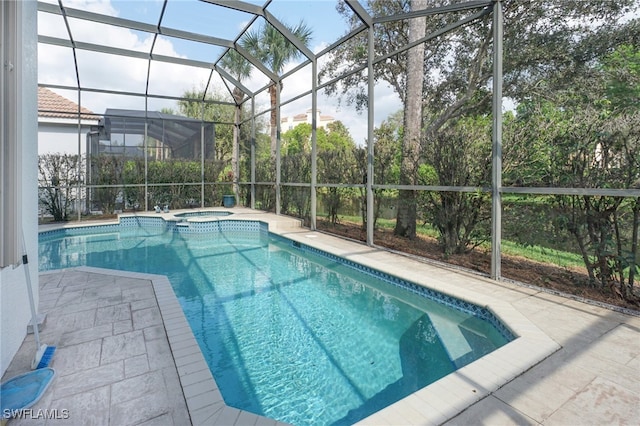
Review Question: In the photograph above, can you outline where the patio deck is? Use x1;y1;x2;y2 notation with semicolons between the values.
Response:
3;210;639;425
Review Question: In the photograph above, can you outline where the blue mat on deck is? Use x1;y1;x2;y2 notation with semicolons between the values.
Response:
1;368;55;417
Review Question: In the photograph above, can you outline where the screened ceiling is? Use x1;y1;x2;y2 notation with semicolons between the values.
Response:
36;0;497;118
37;0;372;111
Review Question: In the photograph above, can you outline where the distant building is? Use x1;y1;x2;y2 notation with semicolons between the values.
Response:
279;109;335;132
37;87;99;155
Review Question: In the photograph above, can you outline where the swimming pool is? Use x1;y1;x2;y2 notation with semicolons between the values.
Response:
39;217;514;425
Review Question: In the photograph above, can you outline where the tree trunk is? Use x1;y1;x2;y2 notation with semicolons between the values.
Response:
232;105;240;200
394;0;427;239
232;87;244;203
269;84;278;160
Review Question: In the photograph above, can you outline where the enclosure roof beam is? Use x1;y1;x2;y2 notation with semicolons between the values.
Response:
38;2;156;32
281;59;313;81
38;84;234;110
374;0;492;24
53;0;83;100
315;8;490;93
200;0;264;17
234;44;279;82
375;7;491;65
39;35;216;69
159;27;234;48
215;65;254;100
316;25;367;58
263;10;315;60
38;2;234;48
345;1;372;27
205;0;315;66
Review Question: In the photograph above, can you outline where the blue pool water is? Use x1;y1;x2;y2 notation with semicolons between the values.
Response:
39;220;513;425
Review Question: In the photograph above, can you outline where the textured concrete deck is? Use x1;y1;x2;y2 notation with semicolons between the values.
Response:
2;268;191;425
3;209;639;425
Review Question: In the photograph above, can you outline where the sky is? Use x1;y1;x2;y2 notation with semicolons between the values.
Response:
38;0;403;145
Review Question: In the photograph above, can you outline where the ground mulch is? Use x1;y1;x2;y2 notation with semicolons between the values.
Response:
316;219;640;313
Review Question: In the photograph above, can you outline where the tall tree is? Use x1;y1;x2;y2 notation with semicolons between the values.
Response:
394;0;427;239
321;0;638;241
602;44;640;113
316;121;357;224
421;116;492;255
91;155;125;215
219;49;252;105
504;43;640;300
220;49;252;198
279;121;357;222
355;111;403;228
241;21;312;159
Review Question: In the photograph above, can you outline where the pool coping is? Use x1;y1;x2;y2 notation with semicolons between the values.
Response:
39;209;561;425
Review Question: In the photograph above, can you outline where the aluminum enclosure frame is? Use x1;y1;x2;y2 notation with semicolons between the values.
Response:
36;0;639;282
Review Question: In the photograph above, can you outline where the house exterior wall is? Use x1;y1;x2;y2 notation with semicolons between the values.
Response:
1;0;38;376
38;118;97;156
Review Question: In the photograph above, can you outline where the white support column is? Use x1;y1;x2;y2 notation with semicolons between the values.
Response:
491;0;504;280
76;90;82;220
366;24;375;246
251;97;256;209
275;83;281;215
144;99;149;211
201;103;206;208
311;58;318;230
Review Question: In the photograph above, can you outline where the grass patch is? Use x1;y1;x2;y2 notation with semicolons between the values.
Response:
501;240;585;269
331;214;585;270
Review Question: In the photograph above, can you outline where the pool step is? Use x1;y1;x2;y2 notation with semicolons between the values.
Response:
428;312;473;363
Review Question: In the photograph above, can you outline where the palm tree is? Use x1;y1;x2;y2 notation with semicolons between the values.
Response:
241;21;313;159
220;49;252;199
220;49;252;105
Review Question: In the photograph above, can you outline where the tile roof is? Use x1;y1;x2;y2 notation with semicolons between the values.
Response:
38;87;97;120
